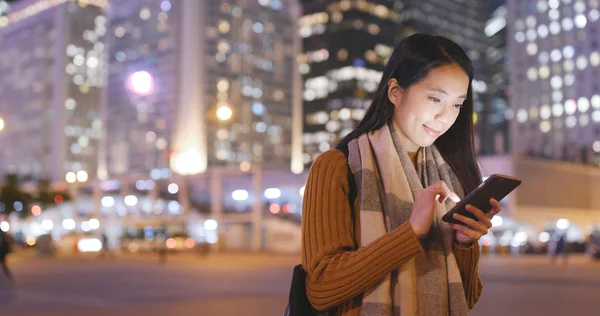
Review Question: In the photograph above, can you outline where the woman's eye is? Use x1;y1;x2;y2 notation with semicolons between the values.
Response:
428;97;441;103
453;104;464;109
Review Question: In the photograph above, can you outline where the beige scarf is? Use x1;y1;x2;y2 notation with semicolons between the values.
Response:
346;124;469;316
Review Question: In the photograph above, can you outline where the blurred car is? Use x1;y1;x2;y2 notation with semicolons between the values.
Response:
164;232;196;253
55;232;102;254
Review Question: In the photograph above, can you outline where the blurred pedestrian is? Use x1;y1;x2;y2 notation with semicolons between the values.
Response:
550;233;568;265
99;231;113;258
157;231;168;264
0;230;14;283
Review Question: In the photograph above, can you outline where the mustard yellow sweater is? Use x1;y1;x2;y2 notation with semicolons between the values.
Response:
301;150;483;315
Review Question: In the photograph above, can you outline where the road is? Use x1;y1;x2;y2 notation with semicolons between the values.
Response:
1;251;599;316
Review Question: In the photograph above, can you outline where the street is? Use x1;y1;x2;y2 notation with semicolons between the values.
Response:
1;251;599;316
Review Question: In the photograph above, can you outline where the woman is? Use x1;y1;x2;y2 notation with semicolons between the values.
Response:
301;33;500;315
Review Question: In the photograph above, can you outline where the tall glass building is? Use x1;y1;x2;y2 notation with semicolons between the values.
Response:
484;3;511;155
0;0;108;182
300;0;493;167
507;0;600;165
103;0;303;179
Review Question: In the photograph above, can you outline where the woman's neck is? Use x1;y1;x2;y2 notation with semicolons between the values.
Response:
392;120;421;152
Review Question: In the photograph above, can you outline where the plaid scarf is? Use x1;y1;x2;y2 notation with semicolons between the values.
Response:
346;124;469;316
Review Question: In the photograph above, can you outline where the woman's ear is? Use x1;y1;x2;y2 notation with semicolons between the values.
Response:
387;78;403;108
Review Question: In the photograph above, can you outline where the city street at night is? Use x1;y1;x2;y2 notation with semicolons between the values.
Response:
1;251;599;316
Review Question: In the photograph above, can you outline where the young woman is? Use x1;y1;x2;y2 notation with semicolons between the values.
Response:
301;34;501;315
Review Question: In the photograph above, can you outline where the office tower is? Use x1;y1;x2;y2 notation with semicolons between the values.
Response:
507;0;600;165
300;0;492;166
0;0;108;182
103;0;303;180
484;2;510;155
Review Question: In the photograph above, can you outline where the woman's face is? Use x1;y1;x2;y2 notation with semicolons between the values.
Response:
388;63;470;152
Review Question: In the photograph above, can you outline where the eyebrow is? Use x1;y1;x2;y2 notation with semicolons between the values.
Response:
431;88;467;100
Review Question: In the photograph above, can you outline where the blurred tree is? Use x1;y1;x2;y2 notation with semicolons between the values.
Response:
36;179;71;208
0;174;33;218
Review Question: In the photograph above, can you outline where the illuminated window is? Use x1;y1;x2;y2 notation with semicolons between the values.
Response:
517;109;528;123
562;18;574;31
515;31;525;42
537;0;548;12
564;74;575;86
549;21;561;34
592;94;600;108
540;104;551;119
527;68;538;81
576;56;588;69
552;103;564;117
537;24;549;38
140;7;151;20
565;116;577;128
564;99;577;115
590;9;600;22
527;43;538;55
526;29;537;41
550;76;563;89
540;121;551;133
337;49;348;61
574;1;586;13
539;51;550;64
577;97;590;112
539;66;550;79
218;20;230;33
563;59;575;72
551;49;562;62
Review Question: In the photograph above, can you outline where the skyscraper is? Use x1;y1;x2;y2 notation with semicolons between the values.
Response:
484;2;510;155
299;0;398;166
300;0;493;166
507;0;600;165
102;0;303;180
0;0;108;182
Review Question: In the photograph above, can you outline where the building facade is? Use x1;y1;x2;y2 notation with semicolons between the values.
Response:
103;0;303;180
484;2;511;155
507;0;600;165
300;0;494;167
0;0;108;182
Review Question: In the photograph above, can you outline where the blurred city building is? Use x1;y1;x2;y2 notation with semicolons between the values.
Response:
103;0;303;181
299;0;496;167
507;0;600;166
0;0;108;182
484;2;511;155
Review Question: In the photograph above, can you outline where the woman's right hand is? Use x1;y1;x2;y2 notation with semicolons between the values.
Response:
409;180;461;238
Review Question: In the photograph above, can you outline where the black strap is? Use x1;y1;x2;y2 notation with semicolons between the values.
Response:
286;146;358;316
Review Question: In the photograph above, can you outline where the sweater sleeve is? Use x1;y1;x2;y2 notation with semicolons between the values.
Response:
453;241;483;309
301;150;424;311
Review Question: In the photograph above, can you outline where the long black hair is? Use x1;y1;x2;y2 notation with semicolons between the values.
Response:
337;33;482;194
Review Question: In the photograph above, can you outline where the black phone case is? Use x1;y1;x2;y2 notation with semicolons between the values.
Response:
441;174;522;224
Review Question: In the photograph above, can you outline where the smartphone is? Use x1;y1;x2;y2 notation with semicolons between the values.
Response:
441;174;522;224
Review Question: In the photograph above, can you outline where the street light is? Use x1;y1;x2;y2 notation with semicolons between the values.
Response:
66;172;77;183
216;104;232;121
76;170;88;182
127;71;154;96
171;148;204;175
0;117;4;131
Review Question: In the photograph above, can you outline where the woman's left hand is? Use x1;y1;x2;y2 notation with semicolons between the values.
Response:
451;198;501;245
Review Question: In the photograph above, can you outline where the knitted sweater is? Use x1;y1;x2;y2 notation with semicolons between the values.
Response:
301;150;483;315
